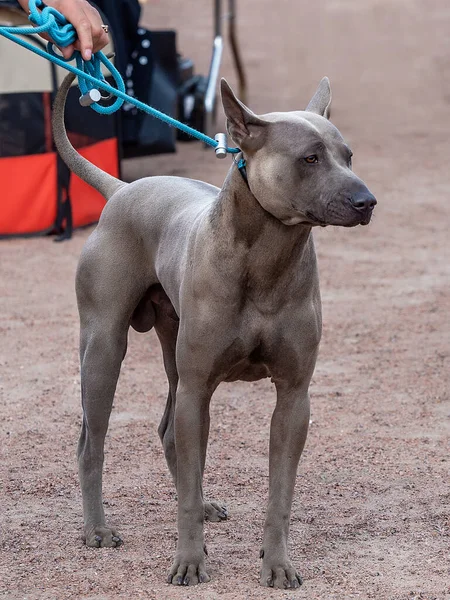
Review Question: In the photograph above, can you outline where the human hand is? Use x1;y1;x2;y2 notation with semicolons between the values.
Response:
17;0;109;60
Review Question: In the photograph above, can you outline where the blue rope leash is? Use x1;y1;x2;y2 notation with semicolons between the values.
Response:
0;0;240;154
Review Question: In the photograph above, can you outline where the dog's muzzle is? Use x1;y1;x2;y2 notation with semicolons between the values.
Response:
348;190;377;225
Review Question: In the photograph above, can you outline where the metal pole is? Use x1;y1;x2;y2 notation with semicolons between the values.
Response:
214;0;222;37
228;0;247;104
204;0;223;137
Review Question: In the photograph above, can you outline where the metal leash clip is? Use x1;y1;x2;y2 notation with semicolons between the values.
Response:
79;89;101;107
214;133;227;159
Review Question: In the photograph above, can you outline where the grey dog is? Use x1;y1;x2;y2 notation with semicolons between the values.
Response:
52;72;376;588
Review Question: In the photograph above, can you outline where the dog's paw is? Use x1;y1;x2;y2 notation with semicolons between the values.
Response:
83;525;123;548
204;500;228;522
167;552;210;586
259;553;302;589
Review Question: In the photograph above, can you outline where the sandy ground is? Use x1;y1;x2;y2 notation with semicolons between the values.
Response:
1;0;450;598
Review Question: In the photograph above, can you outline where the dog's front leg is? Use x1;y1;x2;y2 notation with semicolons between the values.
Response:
260;383;310;589
167;380;211;586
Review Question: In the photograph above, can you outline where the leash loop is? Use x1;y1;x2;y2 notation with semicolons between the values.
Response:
28;0;76;48
45;43;125;114
74;50;125;114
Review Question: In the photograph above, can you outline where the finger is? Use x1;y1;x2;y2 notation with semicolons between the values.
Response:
83;3;109;53
74;30;108;56
72;9;93;61
47;1;93;60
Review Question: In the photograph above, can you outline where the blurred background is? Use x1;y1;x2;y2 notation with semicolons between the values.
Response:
133;0;450;191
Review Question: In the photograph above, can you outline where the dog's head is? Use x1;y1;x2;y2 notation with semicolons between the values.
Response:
221;78;376;227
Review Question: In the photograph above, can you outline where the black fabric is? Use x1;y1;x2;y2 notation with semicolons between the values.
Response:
53;152;71;238
0;93;47;157
89;1;180;157
121;28;178;157
92;0;141;77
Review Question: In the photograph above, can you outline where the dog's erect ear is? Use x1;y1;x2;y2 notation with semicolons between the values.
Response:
306;77;332;119
221;78;266;150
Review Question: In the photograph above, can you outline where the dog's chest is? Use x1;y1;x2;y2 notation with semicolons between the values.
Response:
208;297;322;387
223;359;271;383
222;339;271;383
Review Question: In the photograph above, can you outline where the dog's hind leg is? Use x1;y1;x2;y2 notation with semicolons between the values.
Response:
76;234;152;548
78;321;128;548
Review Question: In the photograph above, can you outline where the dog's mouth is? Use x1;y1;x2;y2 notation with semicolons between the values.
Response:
304;211;328;227
357;215;372;226
340;213;374;227
306;207;374;228
350;205;375;227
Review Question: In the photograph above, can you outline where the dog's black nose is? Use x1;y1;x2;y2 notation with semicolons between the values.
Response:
350;190;377;211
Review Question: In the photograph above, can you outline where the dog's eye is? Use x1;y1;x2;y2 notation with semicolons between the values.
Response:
304;155;318;164
347;152;353;167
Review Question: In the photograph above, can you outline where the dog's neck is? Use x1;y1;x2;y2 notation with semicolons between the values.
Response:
214;160;312;247
209;162;314;291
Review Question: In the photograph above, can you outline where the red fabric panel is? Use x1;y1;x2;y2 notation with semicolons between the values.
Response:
0;152;57;235
70;138;119;228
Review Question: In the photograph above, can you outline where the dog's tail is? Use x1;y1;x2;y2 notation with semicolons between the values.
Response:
52;72;125;201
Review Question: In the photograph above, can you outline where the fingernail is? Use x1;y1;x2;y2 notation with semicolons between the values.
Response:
83;49;92;61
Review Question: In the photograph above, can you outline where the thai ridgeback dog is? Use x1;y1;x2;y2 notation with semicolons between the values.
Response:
52;73;376;588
